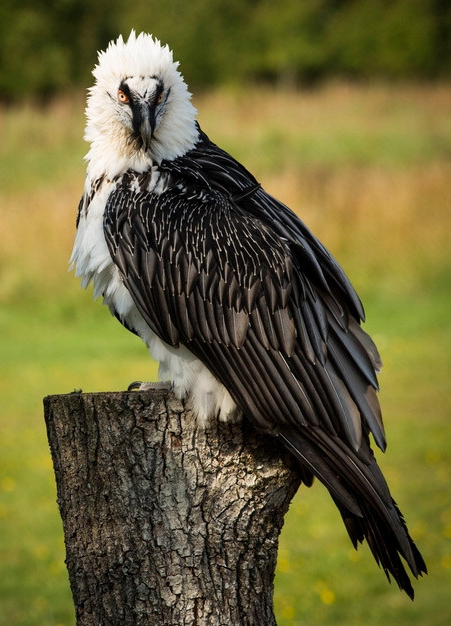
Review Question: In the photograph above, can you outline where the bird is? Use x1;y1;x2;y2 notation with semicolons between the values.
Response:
71;30;426;598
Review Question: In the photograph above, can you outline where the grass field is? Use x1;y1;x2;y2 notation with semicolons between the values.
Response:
1;82;450;625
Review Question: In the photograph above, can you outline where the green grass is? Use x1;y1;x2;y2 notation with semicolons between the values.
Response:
276;280;451;625
1;83;451;625
0;298;159;626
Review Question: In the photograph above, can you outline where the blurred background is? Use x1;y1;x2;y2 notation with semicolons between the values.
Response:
1;1;450;624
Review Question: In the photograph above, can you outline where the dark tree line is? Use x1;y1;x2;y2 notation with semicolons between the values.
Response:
2;0;450;101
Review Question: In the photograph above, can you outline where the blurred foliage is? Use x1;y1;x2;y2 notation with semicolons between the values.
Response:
1;0;451;101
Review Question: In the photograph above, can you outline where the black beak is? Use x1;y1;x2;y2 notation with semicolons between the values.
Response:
132;101;156;151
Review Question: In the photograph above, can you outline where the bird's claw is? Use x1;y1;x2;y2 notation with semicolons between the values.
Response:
127;381;172;392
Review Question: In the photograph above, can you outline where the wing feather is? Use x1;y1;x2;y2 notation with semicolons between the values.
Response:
102;143;426;595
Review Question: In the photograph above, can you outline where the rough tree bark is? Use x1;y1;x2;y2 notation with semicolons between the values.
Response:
44;389;302;626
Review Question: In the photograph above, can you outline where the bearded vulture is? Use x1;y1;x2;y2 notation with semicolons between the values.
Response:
70;31;426;598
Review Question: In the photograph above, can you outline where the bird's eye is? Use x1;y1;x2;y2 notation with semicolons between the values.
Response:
117;89;130;104
156;91;165;105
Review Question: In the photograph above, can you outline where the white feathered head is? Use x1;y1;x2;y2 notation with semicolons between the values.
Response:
85;31;198;176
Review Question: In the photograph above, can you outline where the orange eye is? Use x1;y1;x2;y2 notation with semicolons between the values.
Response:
117;89;129;103
156;91;165;105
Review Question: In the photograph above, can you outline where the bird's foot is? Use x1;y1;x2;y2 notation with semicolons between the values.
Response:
127;381;172;392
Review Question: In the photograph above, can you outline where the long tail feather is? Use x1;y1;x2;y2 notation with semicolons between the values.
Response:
277;428;427;598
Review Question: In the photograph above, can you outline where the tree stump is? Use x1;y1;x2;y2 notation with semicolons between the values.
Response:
44;389;302;626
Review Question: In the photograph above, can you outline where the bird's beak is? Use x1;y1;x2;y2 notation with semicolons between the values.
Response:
133;101;156;151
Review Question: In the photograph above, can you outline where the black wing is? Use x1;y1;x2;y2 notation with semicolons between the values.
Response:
104;137;426;597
